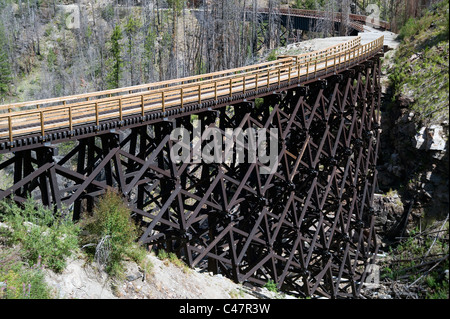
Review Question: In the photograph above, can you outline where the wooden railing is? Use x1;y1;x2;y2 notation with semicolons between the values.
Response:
258;7;362;32
271;7;390;30
0;35;384;144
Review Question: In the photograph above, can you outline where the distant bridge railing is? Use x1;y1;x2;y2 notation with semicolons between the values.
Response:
269;7;391;31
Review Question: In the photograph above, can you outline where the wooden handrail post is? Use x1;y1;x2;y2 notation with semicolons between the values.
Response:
119;98;123;121
8;115;12;142
162;91;165;112
40;111;45;137
95;102;99;127
69;107;73;131
306;62;309;80
198;84;201;104
214;81;218;100
334;54;337;72
141;94;145;117
230;78;233;97
288;66;291;85
181;87;184;107
278;68;281;87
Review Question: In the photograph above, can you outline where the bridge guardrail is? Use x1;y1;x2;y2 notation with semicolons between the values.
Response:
0;35;384;145
271;8;390;30
258;8;363;32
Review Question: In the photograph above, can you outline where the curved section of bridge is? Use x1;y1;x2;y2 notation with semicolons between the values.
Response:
0;35;383;149
0;8;388;299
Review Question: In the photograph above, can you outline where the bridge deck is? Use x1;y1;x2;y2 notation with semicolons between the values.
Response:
0;35;384;150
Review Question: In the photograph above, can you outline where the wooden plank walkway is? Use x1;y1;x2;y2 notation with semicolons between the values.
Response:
0;31;384;144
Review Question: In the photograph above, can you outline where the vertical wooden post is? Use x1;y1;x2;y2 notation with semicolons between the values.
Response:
181;87;184;107
314;60;317;77
40;111;45;137
288;66;291;85
306;62;309;80
214;81;218;100
334;54;337;72
119;98;123;122
8;115;12;142
278;68;281;87
95;102;99;126
69;107;73;131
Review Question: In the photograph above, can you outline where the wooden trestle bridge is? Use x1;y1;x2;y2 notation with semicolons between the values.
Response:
0;8;390;298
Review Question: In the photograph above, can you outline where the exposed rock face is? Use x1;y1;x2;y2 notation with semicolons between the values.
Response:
376;35;449;233
373;193;405;243
414;125;447;153
378;105;448;218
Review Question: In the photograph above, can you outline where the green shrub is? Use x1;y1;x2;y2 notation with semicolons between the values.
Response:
264;279;278;292
0;249;52;299
80;190;140;278
157;249;169;260
0;198;80;273
267;50;278;61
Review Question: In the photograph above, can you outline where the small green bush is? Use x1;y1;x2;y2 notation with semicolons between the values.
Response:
267;50;278;61
0;198;80;273
0;249;52;299
80;190;141;278
264;279;278;292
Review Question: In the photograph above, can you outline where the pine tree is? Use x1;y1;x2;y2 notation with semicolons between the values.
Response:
0;24;12;97
124;16;142;86
106;25;123;90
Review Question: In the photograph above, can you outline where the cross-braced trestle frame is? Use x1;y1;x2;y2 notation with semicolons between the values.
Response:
0;57;382;298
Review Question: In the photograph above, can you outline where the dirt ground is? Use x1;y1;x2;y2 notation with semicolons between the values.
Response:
44;252;296;299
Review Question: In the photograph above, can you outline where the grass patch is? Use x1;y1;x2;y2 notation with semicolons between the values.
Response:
380;221;449;299
0;248;52;299
157;249;190;273
263;279;278;292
